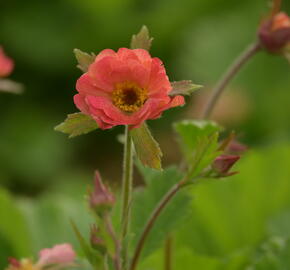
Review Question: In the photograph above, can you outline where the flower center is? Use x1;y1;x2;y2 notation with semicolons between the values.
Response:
112;82;148;113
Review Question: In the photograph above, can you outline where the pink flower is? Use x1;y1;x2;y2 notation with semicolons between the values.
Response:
0;46;14;77
258;12;290;53
74;48;185;129
38;243;76;266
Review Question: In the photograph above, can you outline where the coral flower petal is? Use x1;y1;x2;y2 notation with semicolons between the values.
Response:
74;48;185;129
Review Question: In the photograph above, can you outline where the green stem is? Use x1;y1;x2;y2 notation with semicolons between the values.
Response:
201;41;261;119
121;125;133;268
129;180;187;270
164;235;173;270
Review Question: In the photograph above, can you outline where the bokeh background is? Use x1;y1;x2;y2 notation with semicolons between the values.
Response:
0;0;290;269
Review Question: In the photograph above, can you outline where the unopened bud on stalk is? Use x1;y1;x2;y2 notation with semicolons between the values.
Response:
212;155;240;177
258;12;290;55
90;224;106;253
89;171;115;215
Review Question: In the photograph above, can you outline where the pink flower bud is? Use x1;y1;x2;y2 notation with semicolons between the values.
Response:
90;224;106;252
0;47;14;78
225;140;248;155
212;155;240;177
258;12;290;53
38;243;76;266
74;48;185;129
89;171;115;213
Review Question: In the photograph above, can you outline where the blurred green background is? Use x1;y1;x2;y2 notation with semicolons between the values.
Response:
0;0;290;269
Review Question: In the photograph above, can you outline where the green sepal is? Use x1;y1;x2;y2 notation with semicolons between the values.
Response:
74;48;96;72
169;80;202;96
130;25;153;51
130;123;162;170
54;112;98;138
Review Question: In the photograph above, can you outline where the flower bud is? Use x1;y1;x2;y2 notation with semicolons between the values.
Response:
89;171;115;215
90;224;106;253
212;155;240;177
225;140;248;155
258;12;290;53
0;47;14;78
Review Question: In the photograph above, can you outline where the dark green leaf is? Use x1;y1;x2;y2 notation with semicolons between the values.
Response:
54;112;98;138
130;25;153;51
130;123;162;170
169;80;202;96
74;49;96;72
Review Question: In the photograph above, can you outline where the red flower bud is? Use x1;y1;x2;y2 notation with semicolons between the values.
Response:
258;12;290;53
89;171;115;214
212;155;240;177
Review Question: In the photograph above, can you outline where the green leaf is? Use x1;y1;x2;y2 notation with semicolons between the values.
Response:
176;142;290;260
130;25;153;51
74;48;96;72
131;166;191;259
130;123;162;170
247;237;290;270
0;79;24;94
71;220;103;267
54;112;98;138
0;188;32;268
169;80;202;96
174;120;221;176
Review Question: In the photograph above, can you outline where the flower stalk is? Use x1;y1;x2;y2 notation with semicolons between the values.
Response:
201;41;261;119
129;180;187;270
121;125;134;268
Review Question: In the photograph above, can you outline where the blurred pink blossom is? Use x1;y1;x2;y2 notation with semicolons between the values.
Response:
0;46;14;78
38;243;76;266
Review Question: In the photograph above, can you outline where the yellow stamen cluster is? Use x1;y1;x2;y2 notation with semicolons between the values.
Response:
112;82;148;113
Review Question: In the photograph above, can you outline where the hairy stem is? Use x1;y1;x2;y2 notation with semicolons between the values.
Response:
121;125;133;268
201;41;261;119
104;214;121;270
129;180;186;270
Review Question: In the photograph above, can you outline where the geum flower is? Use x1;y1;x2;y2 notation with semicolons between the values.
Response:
258;12;290;54
0;46;14;78
6;244;76;270
74;48;185;129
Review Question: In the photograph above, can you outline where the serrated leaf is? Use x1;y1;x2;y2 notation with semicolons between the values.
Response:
130;25;153;51
131;166;191;260
74;49;96;72
169;80;202;96
70;220;102;267
130;123;162;170
0;79;24;94
54;112;98;138
174;120;221;162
